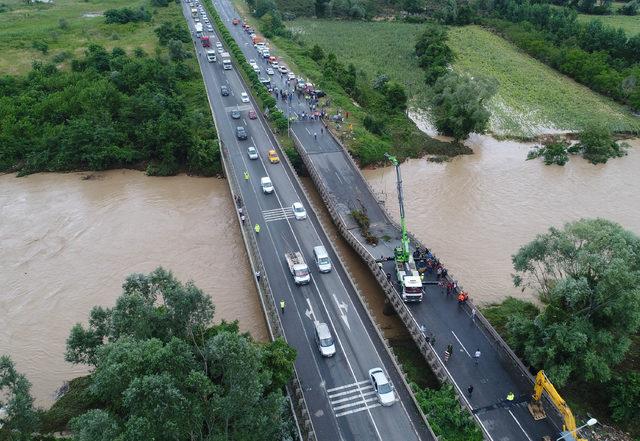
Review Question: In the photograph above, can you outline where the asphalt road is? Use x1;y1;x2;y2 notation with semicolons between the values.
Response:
180;3;435;441
208;4;567;440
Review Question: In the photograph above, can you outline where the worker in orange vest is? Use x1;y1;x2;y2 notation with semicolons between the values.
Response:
457;291;468;305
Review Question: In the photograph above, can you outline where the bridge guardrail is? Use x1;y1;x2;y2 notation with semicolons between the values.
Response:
187;13;316;436
290;127;564;439
219;142;316;441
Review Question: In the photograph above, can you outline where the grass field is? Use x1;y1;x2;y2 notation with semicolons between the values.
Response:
289;20;640;138
577;13;640;36
0;0;181;75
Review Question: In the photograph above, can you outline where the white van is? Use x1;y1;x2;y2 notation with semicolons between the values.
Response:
313;245;332;273
260;177;274;194
315;322;336;357
206;49;216;62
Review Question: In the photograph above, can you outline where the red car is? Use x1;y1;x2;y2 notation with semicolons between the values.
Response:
248;110;257;120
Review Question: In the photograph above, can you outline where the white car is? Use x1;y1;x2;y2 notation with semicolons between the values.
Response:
207;25;214;32
240;92;250;103
278;65;288;74
368;368;395;406
249;59;257;66
292;202;306;220
260;177;274;194
266;67;274;75
204;18;209;23
247;146;258;160
287;72;295;80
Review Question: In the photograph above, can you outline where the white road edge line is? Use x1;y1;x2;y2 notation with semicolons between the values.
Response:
509;410;534;441
451;330;472;358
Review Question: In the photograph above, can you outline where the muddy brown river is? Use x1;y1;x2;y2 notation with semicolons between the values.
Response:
2;137;638;406
0;170;266;406
364;136;640;304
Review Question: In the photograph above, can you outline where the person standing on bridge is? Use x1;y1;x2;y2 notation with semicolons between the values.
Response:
506;392;515;402
467;385;474;396
244;171;249;181
254;223;261;234
314;132;317;140
474;348;481;366
280;299;285;313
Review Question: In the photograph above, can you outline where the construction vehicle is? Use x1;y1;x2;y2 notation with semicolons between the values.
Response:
201;35;210;47
385;153;423;302
529;370;588;441
285;252;310;285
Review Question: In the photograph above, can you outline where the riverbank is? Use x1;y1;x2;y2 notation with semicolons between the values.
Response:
0;170;265;406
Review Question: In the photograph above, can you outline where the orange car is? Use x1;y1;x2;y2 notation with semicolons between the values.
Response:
268;149;280;164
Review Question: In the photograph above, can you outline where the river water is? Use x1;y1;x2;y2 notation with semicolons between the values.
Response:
0;170;266;406
3;137;639;406
364;136;640;304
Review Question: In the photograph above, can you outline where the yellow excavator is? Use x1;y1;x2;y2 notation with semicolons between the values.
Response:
529;370;591;441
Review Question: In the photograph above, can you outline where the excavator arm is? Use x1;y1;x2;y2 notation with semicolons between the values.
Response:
530;370;586;441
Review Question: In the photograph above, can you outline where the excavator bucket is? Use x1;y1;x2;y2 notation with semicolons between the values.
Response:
528;400;547;420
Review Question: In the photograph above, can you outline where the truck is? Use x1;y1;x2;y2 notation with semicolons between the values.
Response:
191;7;197;17
395;258;423;302
195;22;203;37
205;49;216;62
201;35;210;47
285;252;310;285
221;52;231;70
385;153;423;302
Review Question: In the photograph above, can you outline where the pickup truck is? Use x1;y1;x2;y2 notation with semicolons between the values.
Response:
285;252;310;285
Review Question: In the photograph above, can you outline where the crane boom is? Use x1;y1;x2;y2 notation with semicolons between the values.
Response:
385;153;410;263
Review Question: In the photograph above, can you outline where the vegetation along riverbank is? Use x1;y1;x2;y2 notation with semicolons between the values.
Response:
0;0;220;176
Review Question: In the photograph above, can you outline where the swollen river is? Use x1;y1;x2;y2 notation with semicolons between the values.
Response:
2;137;639;406
364;136;640;303
0;170;266;406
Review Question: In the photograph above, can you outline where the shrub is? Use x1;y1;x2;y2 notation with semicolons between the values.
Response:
32;40;48;54
609;372;640;424
576;125;627;164
104;7;151;24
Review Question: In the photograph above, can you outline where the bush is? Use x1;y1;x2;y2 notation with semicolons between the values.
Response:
413;384;483;441
155;21;191;45
52;51;72;63
609;372;640;424
576;125;627;164
38;376;103;433
351;209;378;244
104;7;151;24
32;40;48;54
527;138;570;166
58;18;69;30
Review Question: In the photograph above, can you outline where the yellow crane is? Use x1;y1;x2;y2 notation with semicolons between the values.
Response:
529;370;595;441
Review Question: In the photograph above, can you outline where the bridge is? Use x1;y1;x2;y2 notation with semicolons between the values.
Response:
184;1;569;440
180;2;438;440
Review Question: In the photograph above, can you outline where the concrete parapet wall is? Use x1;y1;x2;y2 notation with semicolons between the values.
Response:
290;128;564;439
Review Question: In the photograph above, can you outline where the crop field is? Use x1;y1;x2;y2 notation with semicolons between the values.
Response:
289;20;640;137
577;13;640;36
0;0;182;75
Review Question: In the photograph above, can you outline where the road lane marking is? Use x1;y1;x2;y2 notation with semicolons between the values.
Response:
509;410;533;441
326;380;381;418
262;207;295;222
335;403;381;417
332;293;350;330
451;330;471;357
327;380;370;395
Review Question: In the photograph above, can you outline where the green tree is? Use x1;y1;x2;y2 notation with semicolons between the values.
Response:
415;24;454;85
509;219;640;386
609;371;640;424
70;409;120;441
66;267;215;366
0;355;38;440
576;124;627;164
309;44;325;62
167;39;189;61
428;72;496;141
385;81;408;111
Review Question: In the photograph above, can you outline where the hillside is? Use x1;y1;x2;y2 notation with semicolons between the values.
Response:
289;20;640;138
0;0;174;75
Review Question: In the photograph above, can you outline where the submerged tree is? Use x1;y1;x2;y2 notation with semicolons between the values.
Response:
509;219;640;386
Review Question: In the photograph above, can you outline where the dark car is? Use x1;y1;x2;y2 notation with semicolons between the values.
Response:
236;126;248;140
220;85;229;96
231;109;241;119
313;89;326;97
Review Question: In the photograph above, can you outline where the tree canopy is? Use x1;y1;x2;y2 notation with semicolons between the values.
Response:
0;267;300;441
428;72;496;141
508;219;640;386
